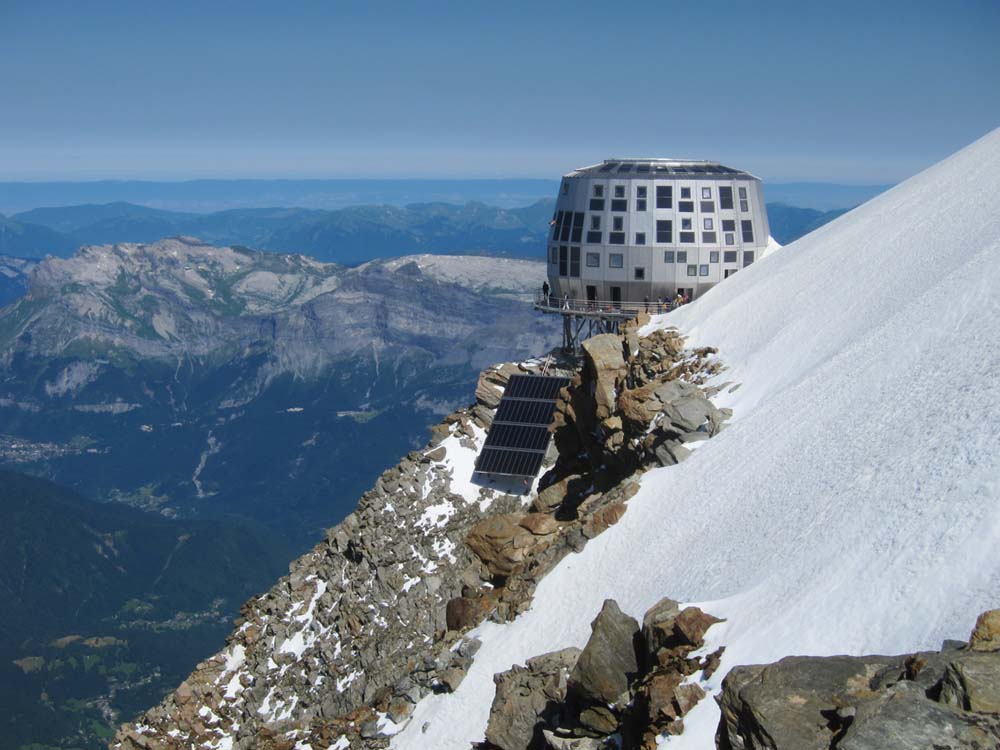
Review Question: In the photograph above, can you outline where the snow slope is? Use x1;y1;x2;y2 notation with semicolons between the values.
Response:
391;127;1000;749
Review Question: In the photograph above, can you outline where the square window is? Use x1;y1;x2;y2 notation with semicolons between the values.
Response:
699;264;709;276
586;230;602;244
591;215;601;230
656;219;672;243
700;201;715;213
637;186;647;198
664;251;675;263
677;251;688;263
710;251;719;263
722;219;736;231
724;250;737;263
687;264;697;277
678;200;694;212
636;198;647;211
611;198;628;212
609;232;625;244
612;216;623;231
703;218;714;230
656;185;673;209
680;231;695;243
586;252;600;267
595;185;605;197
634;267;645;281
590;198;605;211
743;251;755;265
741;220;754;243
614;185;625;198
681;187;691;199
635;232;646;245
610;253;623;268
702;231;717;243
720;186;734;210
725;234;735;246
681;218;692;230
701;187;711;199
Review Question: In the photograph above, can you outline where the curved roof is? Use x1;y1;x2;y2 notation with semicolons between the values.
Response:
566;158;757;180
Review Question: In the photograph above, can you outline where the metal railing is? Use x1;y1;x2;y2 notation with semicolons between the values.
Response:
533;290;685;316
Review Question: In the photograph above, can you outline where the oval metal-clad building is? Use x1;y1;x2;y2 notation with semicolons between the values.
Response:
545;158;770;306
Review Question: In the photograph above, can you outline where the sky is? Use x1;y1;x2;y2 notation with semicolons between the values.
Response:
1;0;998;183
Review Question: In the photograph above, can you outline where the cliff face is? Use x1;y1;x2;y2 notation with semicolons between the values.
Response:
113;316;728;750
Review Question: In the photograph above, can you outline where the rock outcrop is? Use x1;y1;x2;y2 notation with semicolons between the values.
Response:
717;608;1000;750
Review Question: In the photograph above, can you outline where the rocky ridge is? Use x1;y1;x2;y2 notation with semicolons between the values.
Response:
113;315;730;750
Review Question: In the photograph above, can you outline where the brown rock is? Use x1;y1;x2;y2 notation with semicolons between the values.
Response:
581;334;626;420
579;704;619;734
673;607;722;648
519;513;560;536
475;371;506;408
583;501;627;539
445;595;497;631
970;609;1000;651
465;515;540;577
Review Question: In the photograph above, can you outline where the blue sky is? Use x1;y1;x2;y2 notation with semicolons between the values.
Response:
1;0;998;182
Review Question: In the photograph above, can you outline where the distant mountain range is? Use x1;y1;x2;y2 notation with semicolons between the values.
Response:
1;199;853;266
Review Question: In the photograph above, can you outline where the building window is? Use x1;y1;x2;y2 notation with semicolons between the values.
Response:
701;187;711;199
722;219;735;232
591;215;601;230
594;185;604;198
704;218;714;230
558;246;568;276
550;246;558;263
743;251;755;266
635;232;646;245
678;200;694;212
586;252;600;267
664;251;675;263
677;251;687;263
551;210;562;241
609;232;625;244
636;198;647;211
724;250;737;263
634;267;645;280
741;220;754;243
680;231;695;243
611;198;628;212
586;231;602;244
738;187;747;199
656;219;672;243
703;231;717;243
681;187;691;199
687;264;697;277
700;201;715;213
571;212;584;243
562;181;569;195
725;233;734;245
699;264;709;276
656;185;673;209
710;251;719;263
610;253;624;268
612;216;623;231
681;218;692;230
637;186;647;198
738;187;749;212
614;185;625;198
590;198;605;211
570;246;581;277
720;186;734;210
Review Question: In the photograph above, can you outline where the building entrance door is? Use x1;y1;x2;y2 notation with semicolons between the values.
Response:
586;285;597;308
724;269;736;279
610;286;621;309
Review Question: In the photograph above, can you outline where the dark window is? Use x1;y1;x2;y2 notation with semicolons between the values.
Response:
561;222;571;242
610;253;623;268
590;198;605;211
635;232;646;245
614;185;625;198
664;251;675;263
681;217;692;230
611;199;628;212
656;220;672;243
700;201;715;213
677;251;688;263
550;246;558;263
591;215;601;230
703;231;717;243
570;246;581;277
637;186;647;198
594;185;604;197
687;264;697;277
678;201;694;212
656;185;673;209
722;219;736;231
558;246;568;276
680;231;695;243
699;264;709;276
720;186;734;210
710;251;719;263
743;251;755;265
701;187;712;199
552;210;562;240
634;267;645;280
609;232;625;245
571;212;584;242
612;216;623;231
586;231;602;244
741;220;754;243
724;251;737;263
586;252;600;267
636;198;647;211
561;181;569;195
681;187;691;199
725;233;735;245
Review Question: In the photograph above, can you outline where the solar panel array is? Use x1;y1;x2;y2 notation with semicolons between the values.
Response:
474;374;570;478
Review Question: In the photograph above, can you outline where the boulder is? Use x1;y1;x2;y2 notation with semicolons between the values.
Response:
581;335;625;420
939;651;1000;714
578;704;618;735
641;598;681;667
445;595;497;632
568;599;640;705
465;515;540;578
970;609;1000;652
